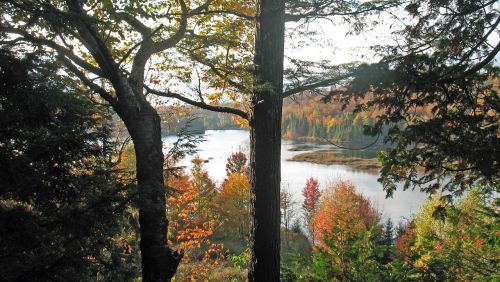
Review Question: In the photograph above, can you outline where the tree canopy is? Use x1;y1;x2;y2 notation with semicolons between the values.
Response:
336;0;500;196
1;0;499;280
0;51;129;281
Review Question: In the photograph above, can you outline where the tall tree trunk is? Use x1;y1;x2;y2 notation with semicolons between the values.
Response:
248;0;285;280
121;103;182;281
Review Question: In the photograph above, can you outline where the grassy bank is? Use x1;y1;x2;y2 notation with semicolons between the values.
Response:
288;150;382;172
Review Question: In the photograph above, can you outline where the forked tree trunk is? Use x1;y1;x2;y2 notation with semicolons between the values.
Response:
41;1;183;279
248;0;285;280
120;103;182;281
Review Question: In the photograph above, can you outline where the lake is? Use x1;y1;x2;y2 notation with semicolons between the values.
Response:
163;129;428;223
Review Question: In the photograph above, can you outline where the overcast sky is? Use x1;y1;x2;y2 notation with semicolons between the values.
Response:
285;15;397;66
285;9;500;67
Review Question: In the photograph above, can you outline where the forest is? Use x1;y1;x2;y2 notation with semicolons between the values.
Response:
0;0;499;281
161;94;385;148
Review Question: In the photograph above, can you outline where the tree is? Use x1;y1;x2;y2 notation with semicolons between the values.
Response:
339;0;500;196
166;166;224;280
2;1;400;279
302;177;321;243
217;173;251;243
112;121;204;281
245;1;398;278
1;1;229;279
382;218;394;246
281;185;298;250
312;181;384;280
313;181;380;246
394;189;500;281
215;152;251;258
244;1;286;279
380;218;395;264
157;0;396;278
190;156;218;215
225;151;248;176
0;52;128;281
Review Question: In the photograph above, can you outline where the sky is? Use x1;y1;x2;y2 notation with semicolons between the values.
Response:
285;10;500;68
156;4;500;105
284;14;398;66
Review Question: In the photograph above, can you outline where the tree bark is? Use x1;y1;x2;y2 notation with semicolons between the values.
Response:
120;103;182;282
248;0;285;280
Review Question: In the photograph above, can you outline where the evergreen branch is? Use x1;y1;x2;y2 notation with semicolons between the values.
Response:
283;73;353;98
285;0;400;22
438;40;500;83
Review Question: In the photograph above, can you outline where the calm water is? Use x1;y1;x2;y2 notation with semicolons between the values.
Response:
163;130;428;223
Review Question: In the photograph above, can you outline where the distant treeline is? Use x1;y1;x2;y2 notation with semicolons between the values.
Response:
282;111;375;144
159;106;244;136
158;95;386;147
281;94;385;146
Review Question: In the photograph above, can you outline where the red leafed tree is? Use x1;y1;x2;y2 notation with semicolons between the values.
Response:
394;224;415;259
302;177;321;242
312;181;381;280
225;151;248;176
313;180;379;247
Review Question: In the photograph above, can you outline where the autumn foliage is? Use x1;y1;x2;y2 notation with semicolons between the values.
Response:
225;151;248;175
313;180;379;247
310;181;385;280
117;149;500;281
165;152;253;279
166;157;224;280
217;173;251;241
302;177;320;240
281;94;383;142
393;190;500;281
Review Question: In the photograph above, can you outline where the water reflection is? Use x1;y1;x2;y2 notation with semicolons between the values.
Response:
163;129;428;223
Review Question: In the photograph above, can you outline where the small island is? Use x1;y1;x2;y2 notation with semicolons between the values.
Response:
288;149;382;172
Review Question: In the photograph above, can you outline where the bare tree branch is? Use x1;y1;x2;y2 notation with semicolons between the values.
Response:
65;0;121;81
144;85;248;119
167;9;255;20
116;12;152;37
0;26;104;76
151;0;189;53
59;55;117;105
